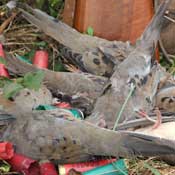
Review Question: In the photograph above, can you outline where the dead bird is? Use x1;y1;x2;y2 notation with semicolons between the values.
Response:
0;107;175;164
6;1;134;77
5;53;108;102
6;0;173;129
0;85;52;112
86;0;171;129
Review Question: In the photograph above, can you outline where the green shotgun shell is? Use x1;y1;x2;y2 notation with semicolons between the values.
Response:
35;105;56;110
69;109;84;120
83;159;128;175
15;54;32;64
35;105;84;119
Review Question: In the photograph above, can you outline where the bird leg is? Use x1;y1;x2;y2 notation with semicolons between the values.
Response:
136;108;162;129
153;107;162;129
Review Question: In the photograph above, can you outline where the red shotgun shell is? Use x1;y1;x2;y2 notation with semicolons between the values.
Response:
54;102;71;109
0;43;5;58
0;142;14;160
0;43;10;78
40;161;58;175
59;159;116;175
7;153;40;175
33;50;49;69
0;64;10;78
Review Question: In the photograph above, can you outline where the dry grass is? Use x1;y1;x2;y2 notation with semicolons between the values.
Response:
126;158;175;175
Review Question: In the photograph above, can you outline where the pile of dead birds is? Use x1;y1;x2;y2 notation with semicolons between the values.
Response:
0;0;175;174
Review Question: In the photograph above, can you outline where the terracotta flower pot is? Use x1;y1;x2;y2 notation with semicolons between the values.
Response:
74;0;154;43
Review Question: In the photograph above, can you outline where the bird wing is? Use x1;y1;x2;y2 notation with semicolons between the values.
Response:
11;2;109;54
137;0;171;51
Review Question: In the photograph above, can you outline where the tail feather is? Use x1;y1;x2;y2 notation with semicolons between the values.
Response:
0;112;15;126
118;131;175;157
11;2;108;54
138;0;171;49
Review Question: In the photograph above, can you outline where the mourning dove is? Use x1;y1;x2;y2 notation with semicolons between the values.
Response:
7;1;135;77
5;54;108;102
86;0;171;129
0;107;175;164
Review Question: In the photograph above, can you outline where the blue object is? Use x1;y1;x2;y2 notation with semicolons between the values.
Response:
15;54;32;64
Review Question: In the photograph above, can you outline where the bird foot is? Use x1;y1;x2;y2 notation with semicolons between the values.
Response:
96;118;108;129
152;107;162;129
135;108;162;129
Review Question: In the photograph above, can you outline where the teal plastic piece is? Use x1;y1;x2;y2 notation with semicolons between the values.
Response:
15;54;32;64
83;159;128;175
35;105;56;110
35;105;84;119
69;109;84;120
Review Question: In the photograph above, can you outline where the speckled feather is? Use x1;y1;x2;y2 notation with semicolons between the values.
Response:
1;109;175;164
11;2;136;77
87;0;171;129
155;84;175;112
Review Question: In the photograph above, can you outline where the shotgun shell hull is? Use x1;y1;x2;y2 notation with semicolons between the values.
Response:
59;159;116;175
40;161;58;175
0;43;5;58
7;153;40;175
33;50;49;69
0;142;14;160
0;64;10;78
83;159;127;175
